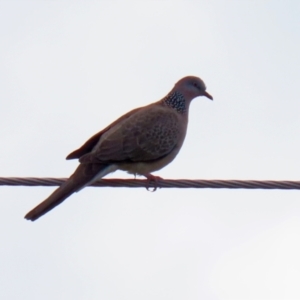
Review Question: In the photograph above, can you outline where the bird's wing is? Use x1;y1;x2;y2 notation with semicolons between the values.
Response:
79;105;181;164
66;106;143;160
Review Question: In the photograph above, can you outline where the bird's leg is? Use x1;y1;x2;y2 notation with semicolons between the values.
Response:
144;174;163;192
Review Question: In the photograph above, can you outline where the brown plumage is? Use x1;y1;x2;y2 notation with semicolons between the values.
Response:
24;76;213;221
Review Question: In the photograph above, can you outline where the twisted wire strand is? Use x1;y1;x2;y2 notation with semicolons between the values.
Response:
0;177;300;190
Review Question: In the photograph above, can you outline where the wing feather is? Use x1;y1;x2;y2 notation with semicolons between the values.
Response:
66;106;143;160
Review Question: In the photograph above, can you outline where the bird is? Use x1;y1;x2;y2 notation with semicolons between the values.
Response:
24;76;213;221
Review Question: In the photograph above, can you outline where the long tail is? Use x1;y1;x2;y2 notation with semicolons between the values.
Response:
24;163;113;221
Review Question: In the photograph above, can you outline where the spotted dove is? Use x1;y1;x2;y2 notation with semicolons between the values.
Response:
25;76;213;221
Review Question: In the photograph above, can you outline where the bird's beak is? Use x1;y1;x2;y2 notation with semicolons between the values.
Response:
203;91;213;100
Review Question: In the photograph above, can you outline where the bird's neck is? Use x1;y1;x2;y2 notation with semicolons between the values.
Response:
163;91;187;114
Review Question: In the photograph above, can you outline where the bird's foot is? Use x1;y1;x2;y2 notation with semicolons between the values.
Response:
145;174;163;192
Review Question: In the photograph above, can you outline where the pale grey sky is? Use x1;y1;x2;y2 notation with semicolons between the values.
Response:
1;1;300;299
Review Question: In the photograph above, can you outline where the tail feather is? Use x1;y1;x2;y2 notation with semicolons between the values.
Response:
24;180;80;221
24;163;111;221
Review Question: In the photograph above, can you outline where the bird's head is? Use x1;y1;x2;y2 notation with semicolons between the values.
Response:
174;76;213;101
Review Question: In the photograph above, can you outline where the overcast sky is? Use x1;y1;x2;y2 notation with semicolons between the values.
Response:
1;1;300;299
